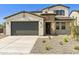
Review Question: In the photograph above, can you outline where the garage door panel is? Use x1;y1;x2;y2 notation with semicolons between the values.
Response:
11;22;38;35
15;30;38;35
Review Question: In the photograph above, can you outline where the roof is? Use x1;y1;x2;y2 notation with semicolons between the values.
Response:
71;10;79;13
42;4;70;10
69;10;79;16
4;11;43;19
55;16;74;20
30;11;42;13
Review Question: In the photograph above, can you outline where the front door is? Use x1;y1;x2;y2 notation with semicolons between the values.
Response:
45;22;51;35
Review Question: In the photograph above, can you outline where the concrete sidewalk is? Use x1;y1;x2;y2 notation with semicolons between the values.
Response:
0;36;38;54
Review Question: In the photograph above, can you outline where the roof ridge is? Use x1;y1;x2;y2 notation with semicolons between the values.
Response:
4;11;43;19
42;4;70;10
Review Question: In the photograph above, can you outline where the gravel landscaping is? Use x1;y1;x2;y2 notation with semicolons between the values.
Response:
31;35;79;54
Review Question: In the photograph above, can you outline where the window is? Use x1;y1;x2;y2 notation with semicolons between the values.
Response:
54;10;60;15
60;10;65;15
54;10;65;15
61;22;66;30
56;22;60;30
56;22;66;30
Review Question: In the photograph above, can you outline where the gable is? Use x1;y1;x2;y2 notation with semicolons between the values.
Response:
4;11;43;22
4;11;43;20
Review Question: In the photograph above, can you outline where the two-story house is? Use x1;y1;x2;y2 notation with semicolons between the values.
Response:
5;4;73;36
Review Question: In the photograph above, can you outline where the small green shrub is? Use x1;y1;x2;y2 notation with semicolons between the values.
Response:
64;39;68;42
74;46;79;50
64;36;68;43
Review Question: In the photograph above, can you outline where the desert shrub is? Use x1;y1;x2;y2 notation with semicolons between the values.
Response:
48;36;51;40
59;41;63;45
64;38;68;42
45;44;52;51
64;36;68;43
74;46;79;50
42;40;46;43
70;21;79;40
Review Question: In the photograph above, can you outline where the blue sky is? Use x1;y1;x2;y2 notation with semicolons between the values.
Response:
0;4;79;24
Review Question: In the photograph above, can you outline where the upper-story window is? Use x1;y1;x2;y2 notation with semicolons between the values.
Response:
54;10;65;15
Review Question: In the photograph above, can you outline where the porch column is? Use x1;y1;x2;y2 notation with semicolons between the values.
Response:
39;19;44;36
6;21;11;36
51;22;56;34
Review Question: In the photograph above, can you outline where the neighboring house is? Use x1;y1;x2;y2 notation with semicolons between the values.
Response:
4;4;73;36
70;10;79;26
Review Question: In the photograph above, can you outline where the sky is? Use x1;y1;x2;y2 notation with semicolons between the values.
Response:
0;4;79;24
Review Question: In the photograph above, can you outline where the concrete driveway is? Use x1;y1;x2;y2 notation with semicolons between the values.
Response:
0;36;38;54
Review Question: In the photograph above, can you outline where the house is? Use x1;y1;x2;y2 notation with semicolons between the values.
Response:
70;10;79;26
4;4;73;36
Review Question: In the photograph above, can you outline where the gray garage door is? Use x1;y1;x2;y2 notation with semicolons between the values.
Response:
11;21;39;35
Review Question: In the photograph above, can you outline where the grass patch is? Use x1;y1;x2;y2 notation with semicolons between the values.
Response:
74;46;79;50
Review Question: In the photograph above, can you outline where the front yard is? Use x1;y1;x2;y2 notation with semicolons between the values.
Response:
31;35;79;54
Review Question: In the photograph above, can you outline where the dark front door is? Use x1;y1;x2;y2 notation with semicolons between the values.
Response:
45;22;51;35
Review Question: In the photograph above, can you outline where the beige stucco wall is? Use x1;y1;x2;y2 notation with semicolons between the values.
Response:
5;13;44;36
42;6;69;17
41;14;56;35
70;11;79;26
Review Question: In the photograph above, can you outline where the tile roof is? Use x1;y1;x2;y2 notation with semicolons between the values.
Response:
4;11;43;19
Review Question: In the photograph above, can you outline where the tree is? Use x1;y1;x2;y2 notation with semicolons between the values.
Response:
70;19;79;40
0;24;3;29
